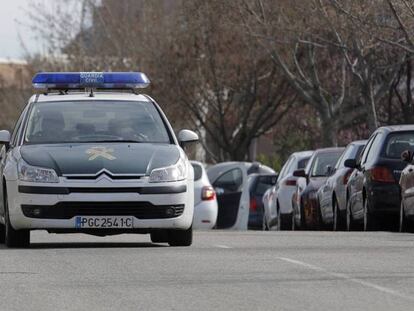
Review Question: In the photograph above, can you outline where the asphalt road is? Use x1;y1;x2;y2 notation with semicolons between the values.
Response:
1;230;414;311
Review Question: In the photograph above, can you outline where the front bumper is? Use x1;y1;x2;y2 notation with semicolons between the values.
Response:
6;178;194;231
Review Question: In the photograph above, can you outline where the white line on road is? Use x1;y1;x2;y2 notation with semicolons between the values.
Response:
215;245;232;249
277;257;414;302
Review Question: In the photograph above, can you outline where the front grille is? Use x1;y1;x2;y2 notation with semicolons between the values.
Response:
21;202;185;220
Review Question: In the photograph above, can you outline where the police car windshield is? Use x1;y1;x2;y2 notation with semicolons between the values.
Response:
24;101;171;144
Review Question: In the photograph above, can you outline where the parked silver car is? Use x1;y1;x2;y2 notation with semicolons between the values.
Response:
264;151;313;230
317;140;366;230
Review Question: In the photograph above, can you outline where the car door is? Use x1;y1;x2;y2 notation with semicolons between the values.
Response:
212;166;245;229
0;109;26;217
352;133;381;218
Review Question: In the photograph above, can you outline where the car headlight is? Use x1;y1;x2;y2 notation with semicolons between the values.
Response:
18;159;59;183
149;158;187;183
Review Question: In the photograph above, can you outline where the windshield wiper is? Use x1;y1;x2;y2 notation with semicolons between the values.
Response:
79;140;143;143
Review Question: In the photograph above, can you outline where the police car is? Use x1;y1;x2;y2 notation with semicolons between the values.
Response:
0;72;198;248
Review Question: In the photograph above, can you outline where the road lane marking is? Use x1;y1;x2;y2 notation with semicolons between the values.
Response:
277;257;414;302
215;245;232;249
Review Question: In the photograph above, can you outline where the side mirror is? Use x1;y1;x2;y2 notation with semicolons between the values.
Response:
344;159;357;169
401;150;412;163
0;130;11;149
178;129;199;147
293;169;307;178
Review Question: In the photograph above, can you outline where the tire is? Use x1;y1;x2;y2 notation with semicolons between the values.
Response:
279;213;292;231
346;197;356;231
333;197;345;231
0;223;4;244
168;226;193;247
4;190;30;248
150;230;169;243
363;198;377;231
399;201;411;233
262;213;269;231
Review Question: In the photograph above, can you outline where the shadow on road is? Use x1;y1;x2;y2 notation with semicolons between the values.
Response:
0;242;167;249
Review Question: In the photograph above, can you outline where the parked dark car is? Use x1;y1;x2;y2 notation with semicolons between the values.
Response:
399;150;414;232
248;174;278;229
292;148;345;230
345;126;414;231
317;141;366;230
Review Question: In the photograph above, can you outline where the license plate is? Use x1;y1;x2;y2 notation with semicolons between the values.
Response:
75;216;134;229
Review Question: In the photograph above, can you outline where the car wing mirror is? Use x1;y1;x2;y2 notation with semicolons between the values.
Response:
401;150;413;163
178;129;199;148
344;159;357;169
293;169;307;178
0;130;11;150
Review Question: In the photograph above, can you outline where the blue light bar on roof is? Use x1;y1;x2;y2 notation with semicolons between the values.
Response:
32;72;150;89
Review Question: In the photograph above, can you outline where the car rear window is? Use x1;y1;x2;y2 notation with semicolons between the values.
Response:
192;164;203;181
253;175;277;196
384;132;414;158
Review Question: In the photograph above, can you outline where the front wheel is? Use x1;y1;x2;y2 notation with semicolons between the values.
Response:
346;198;356;231
4;190;30;248
168;226;193;247
363;199;377;231
0;223;4;244
333;197;345;231
399;201;412;233
262;213;269;231
278;211;292;231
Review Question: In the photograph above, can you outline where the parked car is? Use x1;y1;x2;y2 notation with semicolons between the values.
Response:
248;173;278;230
345;126;414;231
207;162;275;230
399;150;414;232
191;161;218;230
292;148;344;230
317;141;366;230
264;151;313;230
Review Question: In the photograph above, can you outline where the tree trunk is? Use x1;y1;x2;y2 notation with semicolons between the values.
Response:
319;111;337;147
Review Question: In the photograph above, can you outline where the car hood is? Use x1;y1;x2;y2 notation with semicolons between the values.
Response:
20;143;180;176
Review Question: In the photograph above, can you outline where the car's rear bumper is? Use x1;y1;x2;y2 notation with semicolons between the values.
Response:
193;200;218;230
248;212;263;229
367;183;400;214
6;179;194;231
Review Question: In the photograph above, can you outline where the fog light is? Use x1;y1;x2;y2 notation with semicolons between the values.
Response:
32;208;42;217
165;207;175;217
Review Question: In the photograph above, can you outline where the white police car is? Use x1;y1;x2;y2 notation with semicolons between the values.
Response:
0;72;198;248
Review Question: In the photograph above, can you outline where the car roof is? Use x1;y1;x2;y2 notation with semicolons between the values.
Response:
291;150;314;159
377;125;414;132
30;92;151;103
350;140;367;146
313;147;345;154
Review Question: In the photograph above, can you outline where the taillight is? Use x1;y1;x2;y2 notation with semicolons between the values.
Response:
285;179;297;186
343;169;353;185
250;197;257;211
201;186;216;201
370;167;395;183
